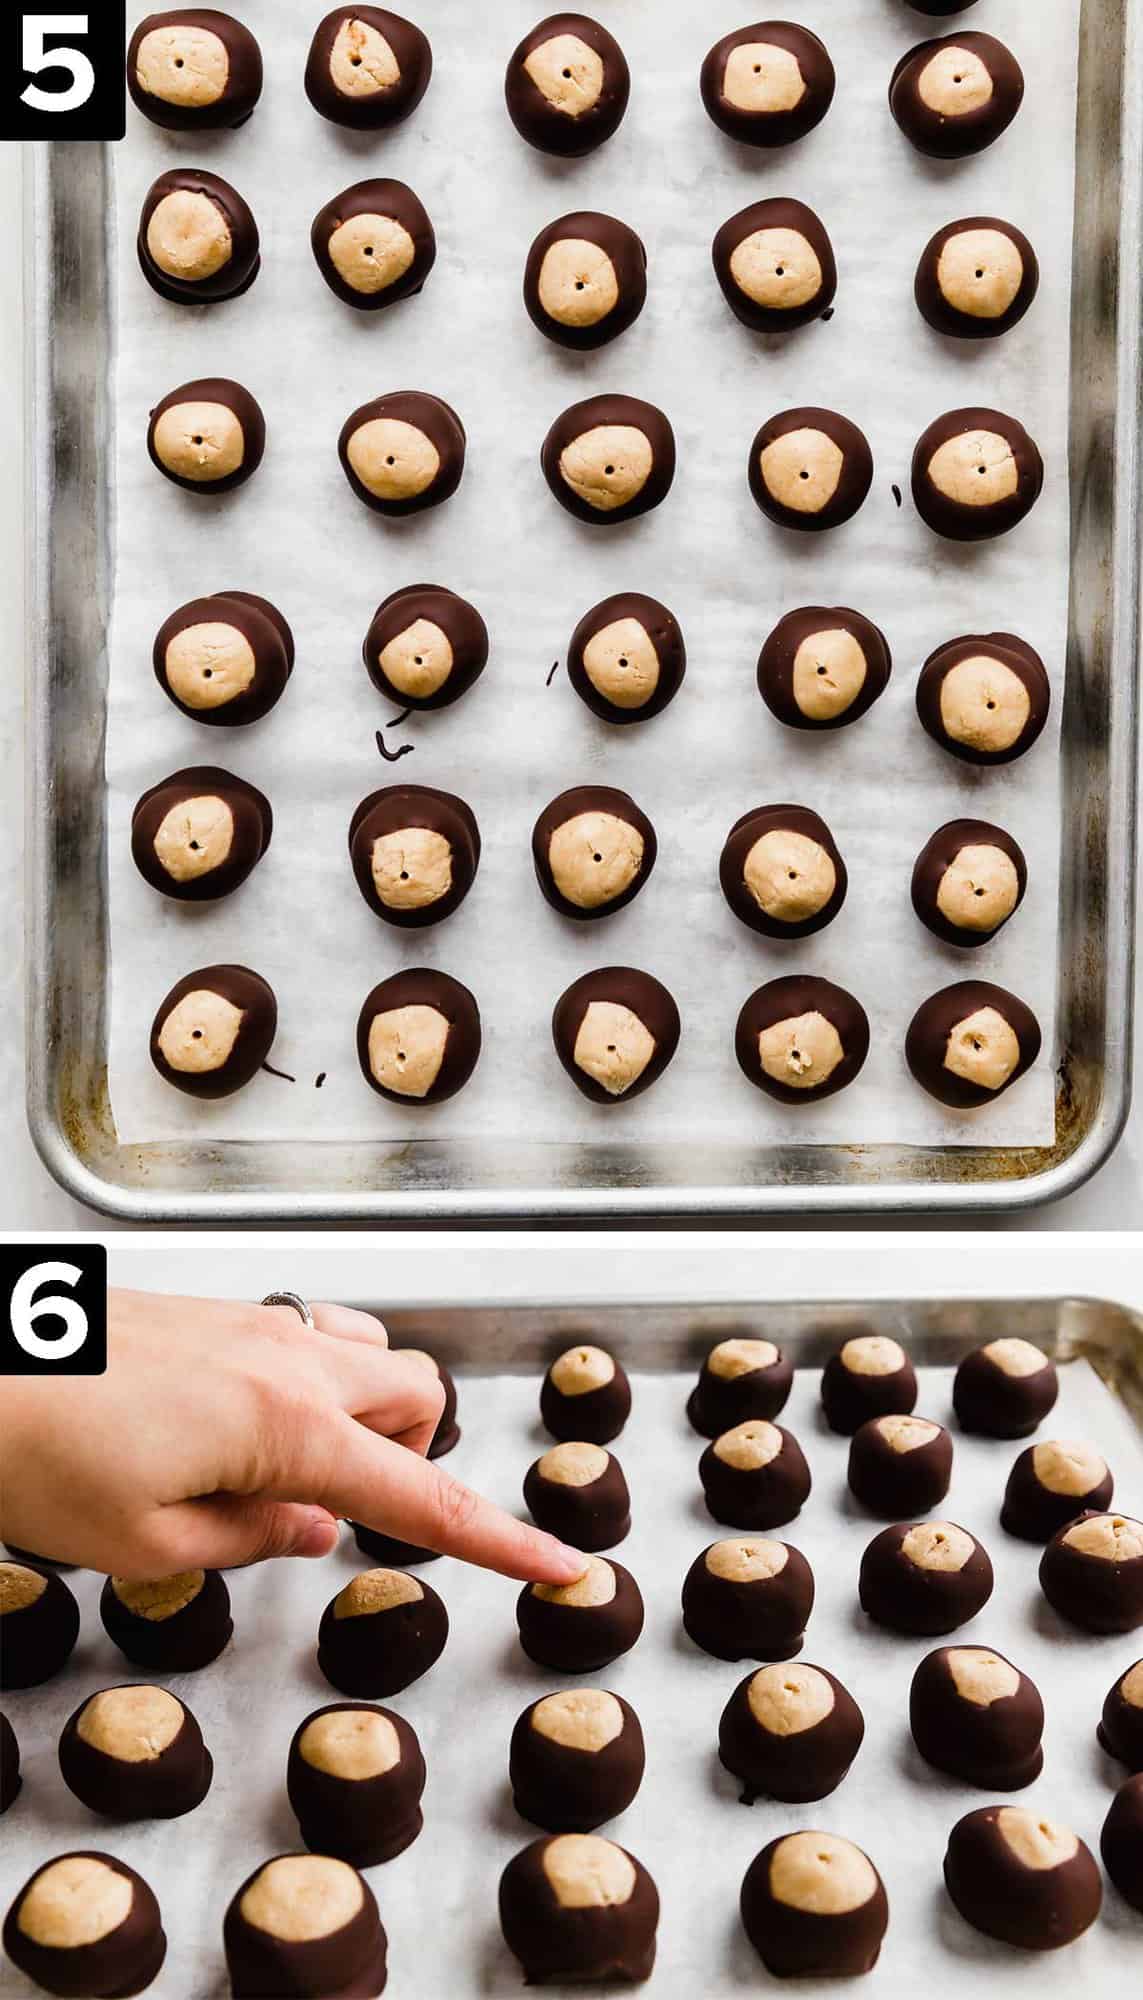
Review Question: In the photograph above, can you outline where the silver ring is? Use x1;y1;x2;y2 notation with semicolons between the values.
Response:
261;1291;314;1327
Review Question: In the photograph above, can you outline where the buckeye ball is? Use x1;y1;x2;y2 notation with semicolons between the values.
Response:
916;217;1038;339
699;1421;812;1531
542;396;675;527
911;408;1043;540
224;1855;386;1999
363;585;487;712
100;1570;232;1672
509;1690;644;1832
147;378;265;494
59;1685;213;1820
517;1557;644;1673
714;199;836;332
305;7;432;130
3;1855;166;1998
357;969;481;1106
153;593;293;726
749;407;872;531
131;767;271;901
847;1415;953;1518
1;1713;20;1813
859;1520;993;1635
720;805;846;939
500;1835;658;1984
741;1832;888;1977
720;1663;864;1804
944;1806;1101;1948
128;10;262;130
287;1703;425;1866
524;1443;631;1552
552;967;680;1105
150;966;277;1100
917;633;1050;766
912;820;1027;947
339;391;465;517
533;786;656;922
423;1353;460;1457
910;1647;1043;1788
736;977;869;1104
1099;1659;1143;1773
312;180;435;313
0;1563;80;1690
541;1346;631;1444
506;15;630;157
138;170;259;305
317;1570;448;1698
1002;1440;1113;1542
349;785;480;927
525;213;647;351
701;23;835;147
687;1338;793;1437
758;606;890;731
891;33;1024;158
953;1336;1058;1436
1102;1775;1143;1914
906;981;1041;1108
821;1334;918;1435
1040;1512;1143;1634
352;1522;439;1569
682;1537;814;1662
567;593;685;724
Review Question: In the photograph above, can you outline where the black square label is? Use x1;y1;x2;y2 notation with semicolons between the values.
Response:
0;1246;108;1374
5;9;126;140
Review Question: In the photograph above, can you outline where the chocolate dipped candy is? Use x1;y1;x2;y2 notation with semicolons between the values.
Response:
1002;1440;1113;1542
541;1346;631;1444
944;1806;1101;1948
699;1421;812;1531
749;407;872;531
357;970;481;1105
154;593;293;726
911;407;1043;540
306;7;432;129
740;1832;888;1977
524;1444;630;1553
58;1685;213;1820
509;1690;644;1832
821;1334;918;1435
890;33;1024;157
148;378;265;495
100;1571;232;1672
500;1836;657;1984
917;633;1050;765
131;767;271;901
339;392;465;517
758;606;890;731
533;786;656;922
701;23;835;146
1;1713;20;1812
714;199;836;332
542;396;676;527
363;585;487;712
721;1663;864;1804
848;1415;952;1519
424;1354;460;1457
3;1855;166;1998
317;1570;448;1697
505;15;630;157
287;1703;425;1866
552;967;680;1105
567;593;685;724
525;213;647;351
682;1537;814;1662
351;1523;439;1569
349;785;480;927
1102;1775;1143;1913
138;170;259;305
906;981;1041;1108
720;805;846;939
312;180;435;313
1039;1512;1143;1634
910;1646;1043;1788
224;1855;387;1998
953;1336;1058;1436
912;820;1027;947
0;1563;79;1691
150;966;277;1100
909;0;981;11
736;977;869;1104
859;1520;993;1635
128;10;263;130
517;1556;644;1673
687;1338;793;1436
916;217;1038;338
1099;1660;1143;1773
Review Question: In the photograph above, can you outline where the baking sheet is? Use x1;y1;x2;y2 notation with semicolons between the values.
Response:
3;1357;1141;1997
104;0;1075;1149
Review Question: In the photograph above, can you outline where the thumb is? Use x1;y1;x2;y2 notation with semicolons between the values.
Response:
154;1496;341;1571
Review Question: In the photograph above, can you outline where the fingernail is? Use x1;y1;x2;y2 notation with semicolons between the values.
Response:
551;1540;588;1579
293;1514;340;1560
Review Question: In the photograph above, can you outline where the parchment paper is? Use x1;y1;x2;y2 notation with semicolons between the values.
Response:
3;1359;1140;1996
104;0;1077;1148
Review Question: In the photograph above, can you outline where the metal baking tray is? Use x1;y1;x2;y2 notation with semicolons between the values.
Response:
24;0;1142;1221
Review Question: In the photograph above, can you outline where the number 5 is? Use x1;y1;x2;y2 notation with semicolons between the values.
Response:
21;14;96;113
10;1262;89;1362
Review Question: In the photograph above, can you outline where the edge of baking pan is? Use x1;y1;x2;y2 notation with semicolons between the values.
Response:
23;0;1142;1219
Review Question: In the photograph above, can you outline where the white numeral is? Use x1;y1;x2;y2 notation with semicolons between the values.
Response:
10;1261;89;1361
21;14;96;114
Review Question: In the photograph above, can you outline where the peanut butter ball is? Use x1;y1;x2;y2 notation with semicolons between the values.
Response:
100;1570;232;1671
131;766;271;902
128;10;262;130
736;976;869;1104
150;966;277;1100
821;1334;918;1435
524;1443;631;1552
848;1415;953;1518
683;1537;813;1661
1039;1512;1143;1634
699;1420;812;1531
0;1563;80;1690
741;1832;888;1977
552;967;681;1104
500;1835;658;1984
363;585;487;713
506;15;630;157
318;1570;449;1697
286;1702;425;1866
759;606;890;731
138;170;259;305
859;1520;993;1635
721;1663;865;1804
906;980;1041;1108
566;591;686;726
525;213;647;350
891;32;1024;157
1102;1775;1143;1914
714;198;836;332
910;1647;1044;1788
148;377;265;494
0;1713;19;1813
533;786;656;922
542;395;676;526
312;179;435;313
749;406;873;531
721;804;847;939
153;592;293;726
917;633;1050;764
912;819;1027;946
541;1346;631;1444
4;1854;167;1998
58;1686;213;1820
1099;1659;1143;1772
224;1855;387;1998
1002;1440;1113;1542
944;1806;1101;1948
916;216;1038;338
912;406;1043;540
305;7;432;129
509;1691;644;1833
339;391;465;517
357;969;481;1106
701;22;836;146
687;1338;793;1436
517;1557;644;1673
954;1337;1058;1436
349;784;480;927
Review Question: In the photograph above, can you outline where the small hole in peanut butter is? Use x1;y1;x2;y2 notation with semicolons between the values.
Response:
192;1028;203;1039
799;469;810;480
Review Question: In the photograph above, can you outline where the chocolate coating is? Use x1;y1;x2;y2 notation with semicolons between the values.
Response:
701;23;835;146
749;406;872;531
153;593;292;726
506;15;630;157
351;1523;440;1568
426;1359;460;1458
0;1712;20;1813
916;216;1038;339
912;819;1028;947
287;1703;425;1866
567;593;685;725
356;970;481;1106
1039;1513;1143;1634
910;1647;1043;1787
349;785;480;928
912;407;1043;540
909;0;980;10
1002;1443;1113;1542
525;213;647;351
821;1337;918;1436
687;1342;793;1437
721;1664;864;1803
317;1572;448;1697
736;977;869;1104
58;1687;213;1820
699;1423;812;1531
906;981;1042;1108
147;378;266;495
916;633;1051;766
1102;1774;1143;1913
305;7;432;129
953;1339;1058;1436
541;395;676;526
1099;1661;1143;1773
848;1417;953;1518
363;586;487;712
891;33;1024;158
223;1855;387;1999
3;1853;166;1998
552;967;681;1104
0;1565;80;1690
533;786;657;922
740;1834;888;1976
499;1836;658;1983
138;170;259;305
128;10;263;130
311;181;435;313
150;964;278;1100
100;1571;232;1672
721;805;847;939
524;1447;631;1552
758;606;890;731
131;766;271;901
509;1692;645;1832
859;1522;994;1635
683;1538;813;1662
516;1560;644;1673
944;1806;1101;1948
713;199;836;332
541;1350;631;1444
338;392;465;517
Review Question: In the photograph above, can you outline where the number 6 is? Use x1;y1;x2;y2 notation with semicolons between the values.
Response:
10;1262;89;1361
21;15;96;114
